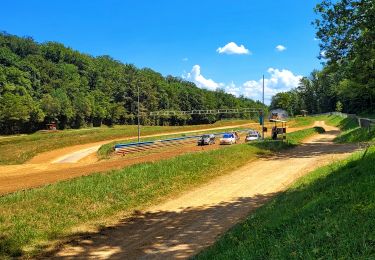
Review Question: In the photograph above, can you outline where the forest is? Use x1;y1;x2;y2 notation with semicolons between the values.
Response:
0;32;264;134
271;0;375;117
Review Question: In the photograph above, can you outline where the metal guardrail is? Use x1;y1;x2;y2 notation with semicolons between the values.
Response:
115;129;253;155
149;108;262;116
358;118;375;128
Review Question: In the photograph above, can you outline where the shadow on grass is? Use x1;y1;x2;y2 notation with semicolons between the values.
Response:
195;148;375;259
0;235;22;258
338;117;359;131
39;194;278;259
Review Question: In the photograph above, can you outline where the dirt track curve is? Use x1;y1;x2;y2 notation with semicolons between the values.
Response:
0;123;309;195
54;121;358;259
0;123;256;195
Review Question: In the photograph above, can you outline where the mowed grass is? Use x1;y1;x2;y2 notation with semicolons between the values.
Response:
288;126;325;144
0;120;250;165
0;127;320;258
288;116;319;128
287;114;356;130
287;114;335;128
195;147;375;259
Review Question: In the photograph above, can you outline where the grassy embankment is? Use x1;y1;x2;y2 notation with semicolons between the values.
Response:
0;127;320;259
334;118;375;143
0;120;251;165
195;115;375;259
318;114;375;142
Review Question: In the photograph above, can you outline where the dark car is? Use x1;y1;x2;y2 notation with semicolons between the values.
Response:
197;134;216;145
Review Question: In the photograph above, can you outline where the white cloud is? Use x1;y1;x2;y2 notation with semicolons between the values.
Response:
241;68;302;104
276;45;286;52
224;81;241;96
184;65;223;91
183;66;302;104
217;42;251;55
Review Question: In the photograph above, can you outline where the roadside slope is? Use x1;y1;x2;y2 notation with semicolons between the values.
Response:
54;122;358;259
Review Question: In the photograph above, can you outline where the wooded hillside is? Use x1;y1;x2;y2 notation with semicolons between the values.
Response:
0;32;264;134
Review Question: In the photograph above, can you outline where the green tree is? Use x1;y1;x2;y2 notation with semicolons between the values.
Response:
335;101;343;112
0;32;267;134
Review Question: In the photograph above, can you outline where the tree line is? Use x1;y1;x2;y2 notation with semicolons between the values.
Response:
271;0;374;116
0;32;265;134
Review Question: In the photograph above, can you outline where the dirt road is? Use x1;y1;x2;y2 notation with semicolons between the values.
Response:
54;122;358;259
0;131;252;195
0;124;307;195
0;139;237;195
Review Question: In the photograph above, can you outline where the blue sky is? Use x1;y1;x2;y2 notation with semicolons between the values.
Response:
1;0;322;104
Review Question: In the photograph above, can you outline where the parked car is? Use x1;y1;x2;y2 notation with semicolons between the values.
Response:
245;130;261;142
220;133;237;145
197;134;216;145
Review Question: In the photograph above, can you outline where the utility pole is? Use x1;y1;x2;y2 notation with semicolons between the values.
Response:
137;83;140;143
262;75;265;140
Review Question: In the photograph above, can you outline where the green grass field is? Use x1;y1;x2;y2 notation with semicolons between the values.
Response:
0;127;319;258
0;120;250;165
288;116;319;127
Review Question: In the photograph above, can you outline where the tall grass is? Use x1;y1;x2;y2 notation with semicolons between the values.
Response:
195;147;375;259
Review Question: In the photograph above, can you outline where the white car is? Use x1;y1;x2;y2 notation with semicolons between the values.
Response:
245;131;260;142
220;133;237;145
